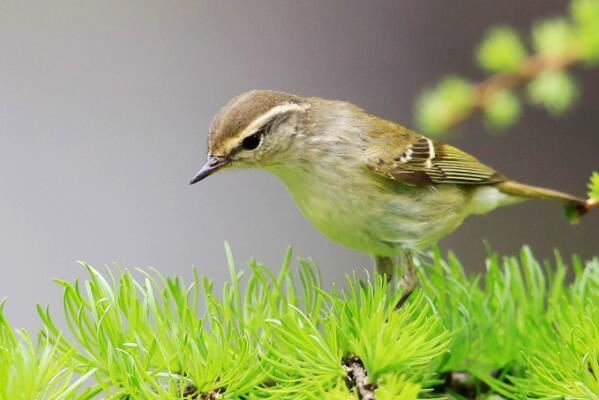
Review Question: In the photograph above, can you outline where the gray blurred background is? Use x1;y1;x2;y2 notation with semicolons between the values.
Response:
1;1;597;331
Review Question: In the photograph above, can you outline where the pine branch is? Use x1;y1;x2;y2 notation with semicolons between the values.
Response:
445;51;581;130
588;172;599;210
201;389;226;400
3;245;597;398
343;355;377;400
416;0;599;136
183;384;225;400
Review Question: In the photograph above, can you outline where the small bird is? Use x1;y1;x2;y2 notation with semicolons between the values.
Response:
191;90;592;297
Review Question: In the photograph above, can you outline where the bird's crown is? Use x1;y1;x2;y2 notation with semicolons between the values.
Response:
208;90;307;157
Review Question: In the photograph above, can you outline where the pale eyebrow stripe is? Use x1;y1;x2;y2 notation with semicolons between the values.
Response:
220;102;309;154
242;102;308;136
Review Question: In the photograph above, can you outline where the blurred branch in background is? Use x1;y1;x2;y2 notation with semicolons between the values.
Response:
415;0;599;207
416;0;599;135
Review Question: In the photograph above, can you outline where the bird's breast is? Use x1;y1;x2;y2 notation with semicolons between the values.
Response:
267;160;468;256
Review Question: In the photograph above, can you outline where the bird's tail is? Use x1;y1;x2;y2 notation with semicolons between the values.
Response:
496;180;592;224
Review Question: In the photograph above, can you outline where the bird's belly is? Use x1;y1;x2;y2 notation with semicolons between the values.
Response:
273;168;468;256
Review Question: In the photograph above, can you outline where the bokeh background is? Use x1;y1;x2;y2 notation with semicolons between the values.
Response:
1;0;597;331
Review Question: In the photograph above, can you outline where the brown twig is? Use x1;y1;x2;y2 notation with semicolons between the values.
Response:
182;384;225;400
343;354;377;400
446;51;581;130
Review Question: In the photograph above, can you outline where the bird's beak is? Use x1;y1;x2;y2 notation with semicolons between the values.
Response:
190;156;228;185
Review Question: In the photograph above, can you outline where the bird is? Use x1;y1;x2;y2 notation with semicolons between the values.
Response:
190;90;593;300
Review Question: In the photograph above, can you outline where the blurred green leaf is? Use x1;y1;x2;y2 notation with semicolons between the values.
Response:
416;77;474;136
476;27;528;72
571;0;599;62
483;90;521;129
571;0;599;24
532;18;577;57
527;70;579;114
589;172;599;200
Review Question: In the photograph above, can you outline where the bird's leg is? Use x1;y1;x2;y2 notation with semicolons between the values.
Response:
396;249;418;309
374;255;395;282
373;253;418;308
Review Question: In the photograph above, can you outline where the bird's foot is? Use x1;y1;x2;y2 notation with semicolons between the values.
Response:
395;252;418;310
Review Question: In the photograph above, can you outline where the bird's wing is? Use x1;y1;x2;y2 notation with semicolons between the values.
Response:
363;128;505;186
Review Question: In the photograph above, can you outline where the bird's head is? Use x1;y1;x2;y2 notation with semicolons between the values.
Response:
190;90;312;184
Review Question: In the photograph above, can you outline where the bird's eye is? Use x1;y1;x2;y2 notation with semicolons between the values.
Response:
241;131;263;151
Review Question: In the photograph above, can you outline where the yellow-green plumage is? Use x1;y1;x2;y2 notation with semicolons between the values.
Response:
191;90;591;280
